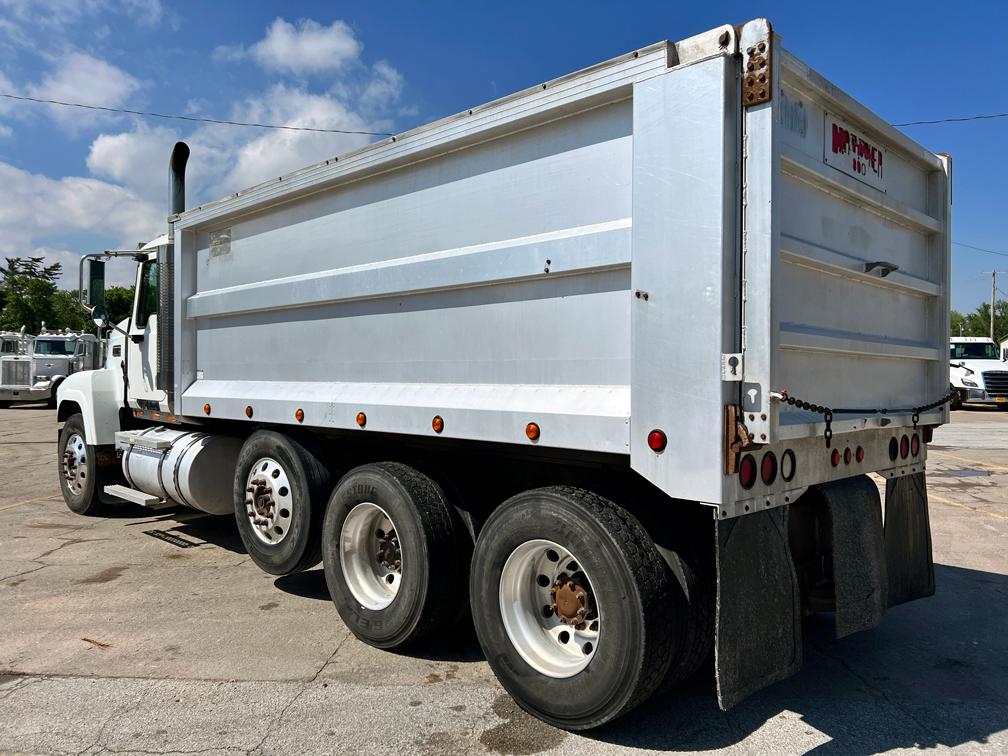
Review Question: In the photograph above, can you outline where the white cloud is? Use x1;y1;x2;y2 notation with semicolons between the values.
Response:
0;160;162;287
360;61;403;115
27;52;140;130
30;246;137;289
218;18;362;76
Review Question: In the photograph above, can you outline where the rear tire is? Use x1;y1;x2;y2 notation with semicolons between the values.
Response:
0;401;11;409
949;386;963;411
58;413;106;515
322;462;470;649
233;430;332;576
470;486;679;730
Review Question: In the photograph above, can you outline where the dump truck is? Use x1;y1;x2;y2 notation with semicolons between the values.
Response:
56;19;952;729
1;327;100;408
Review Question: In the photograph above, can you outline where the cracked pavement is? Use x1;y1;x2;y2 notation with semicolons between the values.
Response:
1;405;1006;754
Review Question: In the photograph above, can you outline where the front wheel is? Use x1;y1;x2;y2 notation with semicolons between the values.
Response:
470;486;680;730
58;413;105;515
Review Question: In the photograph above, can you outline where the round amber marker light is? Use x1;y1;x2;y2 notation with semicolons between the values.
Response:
295;408;304;423
244;405;253;418
203;403;211;415
355;412;367;427
432;415;444;433
525;422;540;441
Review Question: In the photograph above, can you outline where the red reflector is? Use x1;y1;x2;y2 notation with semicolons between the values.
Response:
843;447;852;465
910;433;920;457
855;446;865;463
900;434;910;459
739;454;757;489
831;449;841;467
647;429;667;453
760;452;777;485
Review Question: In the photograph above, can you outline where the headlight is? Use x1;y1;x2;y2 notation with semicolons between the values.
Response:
962;379;978;388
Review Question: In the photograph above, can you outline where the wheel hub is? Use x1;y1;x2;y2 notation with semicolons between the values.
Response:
375;529;401;572
551;574;591;627
243;458;293;545
340;502;402;610
61;432;87;495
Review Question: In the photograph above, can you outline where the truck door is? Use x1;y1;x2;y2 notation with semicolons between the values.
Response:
127;254;167;409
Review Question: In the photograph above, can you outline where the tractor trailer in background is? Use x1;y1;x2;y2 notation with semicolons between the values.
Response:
1;328;101;408
57;19;952;729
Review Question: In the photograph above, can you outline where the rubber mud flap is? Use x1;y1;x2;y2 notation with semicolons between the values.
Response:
884;472;935;606
715;507;801;710
816;475;888;638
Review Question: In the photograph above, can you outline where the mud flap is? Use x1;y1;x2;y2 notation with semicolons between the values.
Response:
715;507;802;710
815;476;888;638
884;471;935;606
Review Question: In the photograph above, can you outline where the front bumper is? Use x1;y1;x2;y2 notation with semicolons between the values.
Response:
963;388;1008;405
0;382;53;402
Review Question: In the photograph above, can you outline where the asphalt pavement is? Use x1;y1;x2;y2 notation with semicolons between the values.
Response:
1;405;1006;754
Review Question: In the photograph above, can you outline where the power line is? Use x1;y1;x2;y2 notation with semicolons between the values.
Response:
0;92;393;136
954;241;1008;259
894;111;1008;126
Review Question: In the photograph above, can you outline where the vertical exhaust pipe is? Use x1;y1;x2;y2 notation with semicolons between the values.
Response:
159;141;188;404
169;141;190;215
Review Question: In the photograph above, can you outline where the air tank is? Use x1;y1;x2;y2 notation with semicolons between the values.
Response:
122;427;241;515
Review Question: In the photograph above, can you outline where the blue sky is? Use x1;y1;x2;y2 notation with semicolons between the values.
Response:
0;0;1003;311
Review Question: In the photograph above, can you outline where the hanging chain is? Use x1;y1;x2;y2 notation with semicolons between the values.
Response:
769;389;957;448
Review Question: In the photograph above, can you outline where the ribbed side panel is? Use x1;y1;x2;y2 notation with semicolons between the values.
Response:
157;246;174;407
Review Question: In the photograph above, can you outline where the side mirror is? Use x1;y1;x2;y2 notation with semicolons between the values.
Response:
82;259;106;309
91;305;111;330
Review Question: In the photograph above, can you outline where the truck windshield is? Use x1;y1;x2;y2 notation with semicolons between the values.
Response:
0;339;14;354
950;342;1000;360
33;339;76;356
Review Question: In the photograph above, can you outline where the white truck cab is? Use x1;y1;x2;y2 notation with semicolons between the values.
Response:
949;337;1008;409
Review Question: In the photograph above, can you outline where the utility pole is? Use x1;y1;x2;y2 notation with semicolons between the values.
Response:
992;270;997;340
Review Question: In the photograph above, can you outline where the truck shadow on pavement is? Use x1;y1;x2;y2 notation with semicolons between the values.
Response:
590;562;1008;752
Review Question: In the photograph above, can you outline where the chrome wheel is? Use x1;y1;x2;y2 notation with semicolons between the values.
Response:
499;539;600;678
340;502;402;610
61;432;87;495
243;458;294;545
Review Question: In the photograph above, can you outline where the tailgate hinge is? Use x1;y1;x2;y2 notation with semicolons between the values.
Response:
742;24;772;108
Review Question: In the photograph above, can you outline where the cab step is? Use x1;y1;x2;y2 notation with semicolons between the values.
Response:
103;484;174;510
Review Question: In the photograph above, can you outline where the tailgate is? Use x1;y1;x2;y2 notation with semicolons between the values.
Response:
739;22;951;444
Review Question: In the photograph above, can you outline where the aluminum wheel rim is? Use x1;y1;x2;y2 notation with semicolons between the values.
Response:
62;432;87;496
340;502;402;610
499;539;600;678
243;458;294;545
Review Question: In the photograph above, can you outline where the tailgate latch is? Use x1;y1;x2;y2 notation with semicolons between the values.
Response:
724;404;757;474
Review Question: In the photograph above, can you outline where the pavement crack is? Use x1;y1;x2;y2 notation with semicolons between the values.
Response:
0;562;47;583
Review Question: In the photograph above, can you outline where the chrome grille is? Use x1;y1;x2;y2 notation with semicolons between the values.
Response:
982;371;1008;397
1;358;31;387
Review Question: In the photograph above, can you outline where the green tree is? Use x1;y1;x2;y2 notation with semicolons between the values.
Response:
950;301;1008;340
104;285;136;327
0;257;62;332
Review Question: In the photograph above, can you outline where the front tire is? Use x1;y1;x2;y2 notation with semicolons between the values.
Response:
322;462;469;649
233;431;332;576
58;413;105;515
470;486;680;730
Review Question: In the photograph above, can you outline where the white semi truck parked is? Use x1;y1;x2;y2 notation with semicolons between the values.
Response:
1;327;101;408
57;19;952;729
949;336;1008;409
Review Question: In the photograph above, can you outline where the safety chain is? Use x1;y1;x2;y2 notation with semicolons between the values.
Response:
769;388;958;448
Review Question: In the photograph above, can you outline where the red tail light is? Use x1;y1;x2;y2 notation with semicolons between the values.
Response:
900;434;910;459
843;447;852;465
855;446;865;463
910;433;920;457
761;452;777;485
831;449;841;467
739;454;757;489
647;429;667;453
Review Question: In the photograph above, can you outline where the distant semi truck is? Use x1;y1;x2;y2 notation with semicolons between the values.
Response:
56;19;951;729
0;327;100;408
949;336;1008;409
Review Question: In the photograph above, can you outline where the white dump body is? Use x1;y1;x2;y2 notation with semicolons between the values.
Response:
169;20;950;510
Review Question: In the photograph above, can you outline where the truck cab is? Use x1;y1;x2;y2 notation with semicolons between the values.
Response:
949;336;1008;409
